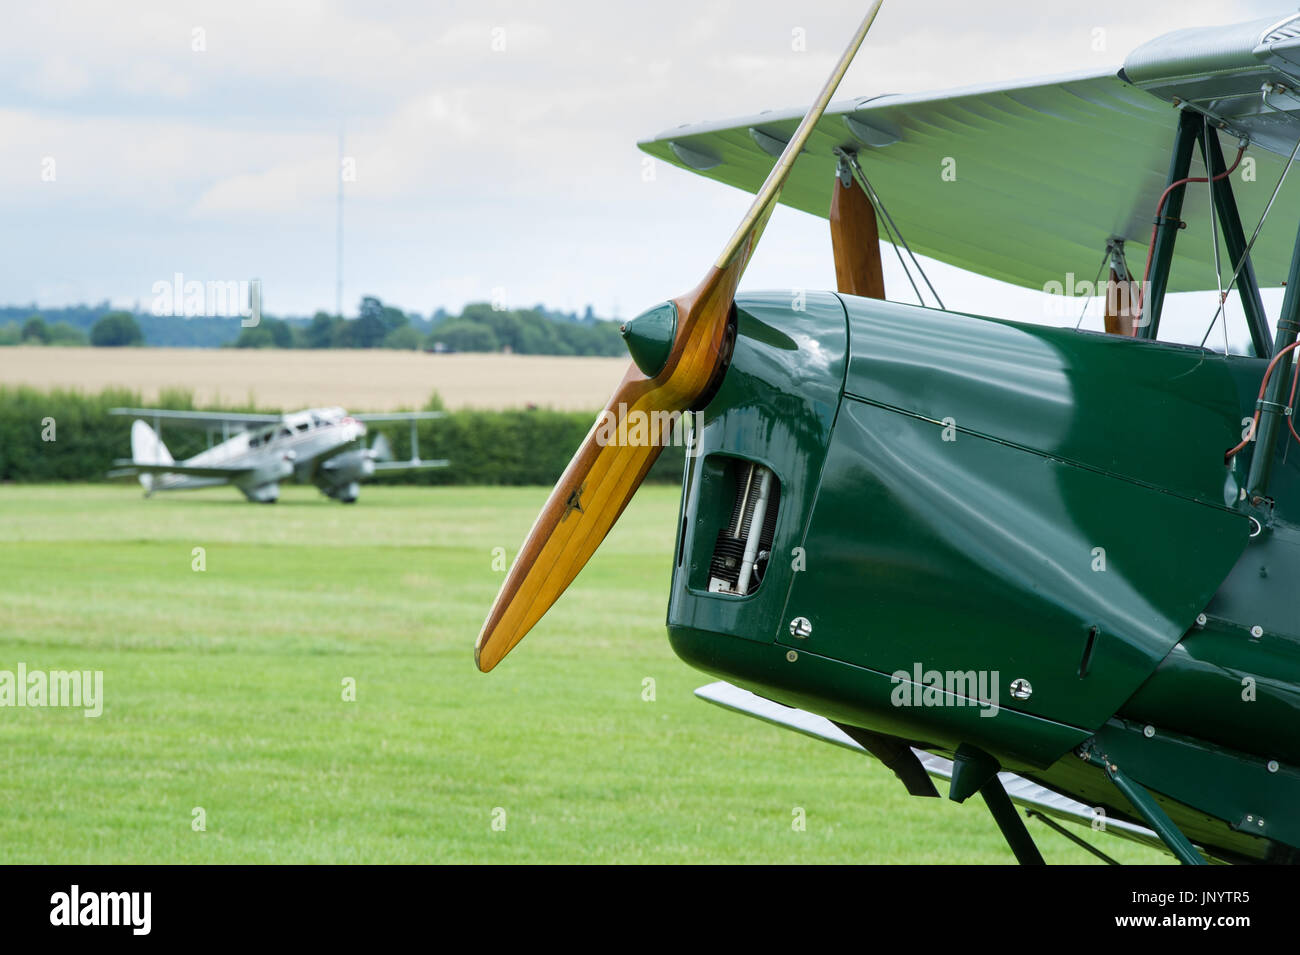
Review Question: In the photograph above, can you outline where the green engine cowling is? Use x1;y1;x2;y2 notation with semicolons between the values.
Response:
668;291;1261;772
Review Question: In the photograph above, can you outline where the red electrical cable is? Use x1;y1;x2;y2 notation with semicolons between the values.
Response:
1134;143;1247;333
1225;339;1300;462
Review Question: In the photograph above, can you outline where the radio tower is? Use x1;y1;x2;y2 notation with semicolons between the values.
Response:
336;123;345;319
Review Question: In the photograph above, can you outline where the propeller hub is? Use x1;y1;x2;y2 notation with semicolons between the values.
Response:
621;301;677;377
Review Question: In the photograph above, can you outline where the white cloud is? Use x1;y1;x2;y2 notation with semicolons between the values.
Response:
25;56;91;98
1;0;1287;321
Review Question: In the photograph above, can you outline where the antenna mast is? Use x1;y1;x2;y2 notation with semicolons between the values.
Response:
336;123;344;318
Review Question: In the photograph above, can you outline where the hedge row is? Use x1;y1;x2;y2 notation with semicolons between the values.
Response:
0;387;686;486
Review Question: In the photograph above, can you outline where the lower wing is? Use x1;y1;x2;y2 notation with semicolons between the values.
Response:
369;460;449;474
108;461;254;479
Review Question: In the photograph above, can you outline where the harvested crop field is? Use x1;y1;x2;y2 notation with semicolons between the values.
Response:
0;346;627;411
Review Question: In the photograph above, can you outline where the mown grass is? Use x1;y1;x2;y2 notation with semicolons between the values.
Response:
0;484;1165;863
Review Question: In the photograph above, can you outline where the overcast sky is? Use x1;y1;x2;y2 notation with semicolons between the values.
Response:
1;0;1290;344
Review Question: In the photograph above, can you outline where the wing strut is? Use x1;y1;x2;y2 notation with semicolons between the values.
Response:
829;154;886;299
948;744;1045;866
1080;746;1208;865
1201;124;1273;357
834;147;944;309
1103;238;1138;337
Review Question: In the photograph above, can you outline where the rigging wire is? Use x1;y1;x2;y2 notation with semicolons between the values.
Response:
1200;87;1300;347
1203;115;1230;355
833;149;922;305
861;178;927;306
1135;134;1246;330
838;155;924;306
877;206;927;307
837;148;946;310
1074;250;1111;330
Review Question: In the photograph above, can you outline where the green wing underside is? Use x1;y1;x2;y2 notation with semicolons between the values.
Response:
637;69;1300;295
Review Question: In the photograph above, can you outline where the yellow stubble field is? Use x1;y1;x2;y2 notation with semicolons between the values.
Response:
0;346;628;410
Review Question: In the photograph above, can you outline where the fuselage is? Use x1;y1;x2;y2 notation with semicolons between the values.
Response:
667;290;1300;864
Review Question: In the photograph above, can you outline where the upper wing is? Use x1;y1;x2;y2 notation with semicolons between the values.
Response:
351;412;446;423
109;408;281;429
638;66;1300;294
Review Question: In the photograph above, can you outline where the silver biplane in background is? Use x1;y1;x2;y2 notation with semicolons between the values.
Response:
108;406;447;503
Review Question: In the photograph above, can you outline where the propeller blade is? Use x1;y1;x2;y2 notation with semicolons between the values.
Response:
713;0;883;275
475;3;884;671
476;269;739;672
475;370;666;672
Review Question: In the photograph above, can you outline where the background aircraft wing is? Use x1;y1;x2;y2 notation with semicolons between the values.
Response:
109;408;282;429
109;461;254;479
349;413;448;475
369;459;449;473
351;412;446;423
638;60;1300;295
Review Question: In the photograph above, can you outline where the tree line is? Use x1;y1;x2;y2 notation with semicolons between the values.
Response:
233;298;626;356
0;387;684;486
1;297;627;357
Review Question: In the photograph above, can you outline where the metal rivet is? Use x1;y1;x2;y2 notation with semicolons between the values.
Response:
1009;678;1032;700
1268;760;1280;773
785;650;798;663
1143;725;1156;738
1258;818;1266;827
1251;625;1264;638
1196;613;1207;627
788;616;812;639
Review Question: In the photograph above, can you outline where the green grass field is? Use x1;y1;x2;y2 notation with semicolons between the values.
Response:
0;484;1167;863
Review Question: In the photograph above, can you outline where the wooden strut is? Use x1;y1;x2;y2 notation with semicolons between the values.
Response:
1104;265;1138;337
829;163;886;299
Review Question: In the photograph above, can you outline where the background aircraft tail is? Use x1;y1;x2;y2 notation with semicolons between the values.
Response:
130;419;173;492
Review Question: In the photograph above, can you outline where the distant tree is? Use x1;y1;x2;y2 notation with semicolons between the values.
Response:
350;297;389;348
21;315;48;343
268;318;293;348
46;321;87;346
381;325;422;350
0;321;21;345
428;320;499;352
90;312;143;347
305;312;337;349
330;319;355;348
380;305;407;334
353;314;386;348
233;317;292;348
233;325;272;348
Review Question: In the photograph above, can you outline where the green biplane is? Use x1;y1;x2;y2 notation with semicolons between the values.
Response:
477;6;1300;864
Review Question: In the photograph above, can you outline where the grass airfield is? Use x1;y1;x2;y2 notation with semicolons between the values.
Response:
0;484;1166;864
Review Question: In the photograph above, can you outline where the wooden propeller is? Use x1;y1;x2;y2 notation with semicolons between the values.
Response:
475;1;885;671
